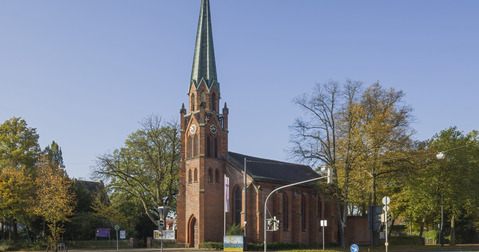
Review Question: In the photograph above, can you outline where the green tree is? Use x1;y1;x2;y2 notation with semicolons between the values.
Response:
43;141;64;167
93;115;181;226
427;127;479;245
33;155;76;251
0;117;40;172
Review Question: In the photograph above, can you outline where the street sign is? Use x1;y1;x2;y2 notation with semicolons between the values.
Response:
154;230;162;240
350;243;359;252
382;196;390;205
320;220;327;227
114;225;119;231
383;205;390;212
120;230;126;239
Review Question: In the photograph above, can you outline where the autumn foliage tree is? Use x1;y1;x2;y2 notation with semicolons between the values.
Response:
33;155;75;250
93;115;181;226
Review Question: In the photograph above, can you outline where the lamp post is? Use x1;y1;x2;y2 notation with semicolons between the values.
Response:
436;152;445;247
263;167;332;252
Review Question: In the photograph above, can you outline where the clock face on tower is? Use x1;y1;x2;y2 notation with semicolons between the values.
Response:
189;124;197;135
210;124;218;135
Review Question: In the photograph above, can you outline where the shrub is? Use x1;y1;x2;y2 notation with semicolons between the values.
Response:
226;224;244;235
199;241;223;250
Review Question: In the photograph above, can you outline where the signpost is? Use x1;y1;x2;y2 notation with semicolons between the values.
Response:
114;225;119;251
320;220;327;250
158;206;170;252
382;196;390;252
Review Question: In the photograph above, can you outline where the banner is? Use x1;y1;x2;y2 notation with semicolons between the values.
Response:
224;175;230;212
95;228;110;238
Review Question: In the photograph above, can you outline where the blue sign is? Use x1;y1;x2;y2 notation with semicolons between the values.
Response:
350;244;359;252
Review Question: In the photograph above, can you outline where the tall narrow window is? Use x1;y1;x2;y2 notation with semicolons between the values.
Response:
193;135;198;157
214;138;218;158
283;193;289;231
208;168;213;183
207;136;211;157
215;169;220;184
191;93;195;112
194;168;198;182
301;194;306;232
234;187;242;225
211;93;216;112
188;169;192;184
187;136;192;158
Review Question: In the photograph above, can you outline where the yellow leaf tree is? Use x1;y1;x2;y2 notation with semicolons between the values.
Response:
33;156;75;250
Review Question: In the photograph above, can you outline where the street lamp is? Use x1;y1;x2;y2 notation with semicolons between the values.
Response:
436;152;445;247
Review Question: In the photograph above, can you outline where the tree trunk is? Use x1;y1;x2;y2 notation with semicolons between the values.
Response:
13;219;17;243
450;214;456;245
418;217;425;245
336;199;346;248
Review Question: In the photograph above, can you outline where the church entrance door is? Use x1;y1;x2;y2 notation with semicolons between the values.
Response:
188;217;198;248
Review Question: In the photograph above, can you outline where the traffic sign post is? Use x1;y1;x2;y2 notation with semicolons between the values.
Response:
320;220;327;250
382;196;390;252
114;225;120;251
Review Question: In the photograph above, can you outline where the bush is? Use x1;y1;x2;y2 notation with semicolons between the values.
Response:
199;241;223;250
226;224;244;235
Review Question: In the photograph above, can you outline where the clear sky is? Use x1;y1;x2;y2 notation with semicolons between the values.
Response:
1;1;478;179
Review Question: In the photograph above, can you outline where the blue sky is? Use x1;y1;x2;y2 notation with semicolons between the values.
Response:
1;1;478;179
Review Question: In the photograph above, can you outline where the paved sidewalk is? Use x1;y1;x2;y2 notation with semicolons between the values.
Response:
68;248;217;252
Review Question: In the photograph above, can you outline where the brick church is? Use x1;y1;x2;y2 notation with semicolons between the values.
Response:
176;0;350;248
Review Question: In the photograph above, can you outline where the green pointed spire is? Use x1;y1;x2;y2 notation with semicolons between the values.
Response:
190;0;218;93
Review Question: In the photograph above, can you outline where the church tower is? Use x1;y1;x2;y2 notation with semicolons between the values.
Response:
177;0;229;247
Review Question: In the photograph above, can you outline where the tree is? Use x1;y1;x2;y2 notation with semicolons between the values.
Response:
353;83;413;206
0;117;40;242
291;81;414;247
43;141;64;167
0;166;34;242
33;155;76;251
290;80;362;248
93;115;181;226
427;127;479;245
0;117;40;171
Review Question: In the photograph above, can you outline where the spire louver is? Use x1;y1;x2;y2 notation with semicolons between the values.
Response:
190;0;218;93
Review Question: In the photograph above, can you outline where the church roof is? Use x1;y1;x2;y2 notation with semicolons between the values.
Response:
226;152;320;185
190;0;218;93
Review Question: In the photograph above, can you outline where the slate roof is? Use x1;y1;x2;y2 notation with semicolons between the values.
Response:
225;152;319;186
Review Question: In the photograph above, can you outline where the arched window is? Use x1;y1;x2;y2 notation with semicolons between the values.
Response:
283;193;289;231
215;169;220;184
317;197;322;218
187;136;192;158
214;138;218;158
194;168;198;182
211;93;216;112
191;93;195;112
188;169;192;184
301;194;306;232
193;135;198;157
208;168;213;183
207;136;211;157
234;187;242;225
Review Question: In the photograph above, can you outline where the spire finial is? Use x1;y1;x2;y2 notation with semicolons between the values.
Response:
190;0;218;93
